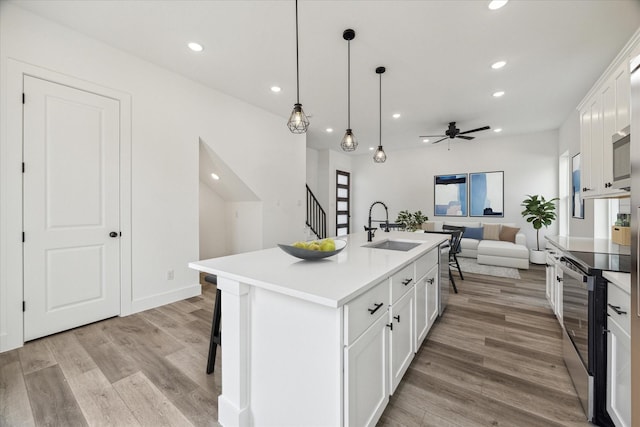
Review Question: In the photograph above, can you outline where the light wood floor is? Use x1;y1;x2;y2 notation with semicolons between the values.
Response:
0;266;590;427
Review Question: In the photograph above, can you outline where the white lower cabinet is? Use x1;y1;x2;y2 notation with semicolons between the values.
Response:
426;267;438;328
606;317;631;427
606;278;631;427
345;311;390;427
389;289;414;393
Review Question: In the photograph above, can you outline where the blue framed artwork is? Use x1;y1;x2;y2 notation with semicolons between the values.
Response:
434;174;467;216
572;153;584;219
469;171;504;217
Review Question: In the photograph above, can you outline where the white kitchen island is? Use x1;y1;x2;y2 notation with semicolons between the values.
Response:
189;231;447;427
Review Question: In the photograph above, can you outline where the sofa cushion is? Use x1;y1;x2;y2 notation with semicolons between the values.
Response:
444;221;481;228
422;221;443;231
499;225;520;243
483;223;501;241
478;240;529;259
463;226;483;240
460;238;479;251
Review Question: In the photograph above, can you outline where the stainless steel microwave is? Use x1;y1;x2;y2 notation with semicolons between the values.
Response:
612;126;630;190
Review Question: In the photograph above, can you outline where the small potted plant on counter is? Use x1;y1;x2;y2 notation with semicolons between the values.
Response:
521;194;558;264
396;210;428;232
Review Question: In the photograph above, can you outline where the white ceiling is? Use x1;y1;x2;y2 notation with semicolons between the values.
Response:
12;0;640;154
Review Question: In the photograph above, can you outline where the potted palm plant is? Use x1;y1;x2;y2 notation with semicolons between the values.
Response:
395;210;428;232
521;194;558;264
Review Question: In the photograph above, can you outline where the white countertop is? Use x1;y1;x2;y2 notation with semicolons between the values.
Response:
603;271;631;294
546;235;631;255
189;231;447;308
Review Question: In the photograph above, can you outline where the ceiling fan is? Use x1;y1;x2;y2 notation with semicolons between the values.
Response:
420;121;491;144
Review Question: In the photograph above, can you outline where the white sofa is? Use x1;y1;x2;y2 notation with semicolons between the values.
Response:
422;220;529;269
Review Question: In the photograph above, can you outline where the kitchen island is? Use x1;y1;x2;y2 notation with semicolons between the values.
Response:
189;231;447;426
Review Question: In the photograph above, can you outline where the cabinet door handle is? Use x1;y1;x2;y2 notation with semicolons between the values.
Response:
386;323;393;331
608;303;627;315
368;302;384;315
402;278;413;286
394;315;400;322
582;187;592;192
427;277;435;284
556;276;563;282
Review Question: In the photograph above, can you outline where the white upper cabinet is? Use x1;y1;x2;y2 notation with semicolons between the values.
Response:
578;33;638;198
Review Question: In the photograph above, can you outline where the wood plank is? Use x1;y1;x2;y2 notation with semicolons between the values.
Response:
112;372;193;427
165;347;221;396
75;334;140;384
66;368;140;426
23;365;88;426
18;338;57;375
46;330;97;378
0;350;36;426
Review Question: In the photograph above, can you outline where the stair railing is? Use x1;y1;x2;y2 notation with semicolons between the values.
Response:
306;185;326;239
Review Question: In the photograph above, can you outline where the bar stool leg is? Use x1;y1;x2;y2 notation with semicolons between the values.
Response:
207;288;222;374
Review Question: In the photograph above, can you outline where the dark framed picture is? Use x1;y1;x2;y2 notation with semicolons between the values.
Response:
469;171;504;217
434;174;467;217
572;153;584;219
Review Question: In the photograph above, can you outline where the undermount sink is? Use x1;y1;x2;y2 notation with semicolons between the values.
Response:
363;239;422;252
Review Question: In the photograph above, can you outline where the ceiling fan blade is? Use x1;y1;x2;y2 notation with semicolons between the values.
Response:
456;135;474;140
432;137;448;144
458;126;490;135
419;135;446;138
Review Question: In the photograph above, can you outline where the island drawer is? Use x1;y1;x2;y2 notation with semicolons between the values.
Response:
415;248;438;280
390;263;415;303
344;279;390;345
607;282;630;335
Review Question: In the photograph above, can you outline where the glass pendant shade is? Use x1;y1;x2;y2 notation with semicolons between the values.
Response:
374;66;387;163
373;145;387;163
287;103;310;134
341;129;358;151
341;29;357;151
288;0;308;134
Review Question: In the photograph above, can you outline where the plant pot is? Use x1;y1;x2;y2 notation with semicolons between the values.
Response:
529;249;546;265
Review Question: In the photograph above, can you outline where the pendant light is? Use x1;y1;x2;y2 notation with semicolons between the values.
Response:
373;66;387;163
340;29;357;151
287;0;309;134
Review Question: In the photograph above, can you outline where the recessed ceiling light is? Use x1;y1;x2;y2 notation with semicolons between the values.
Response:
188;42;204;52
493;91;505;98
491;61;506;69
270;86;281;93
494;128;503;133
369;147;374;151
392;113;401;119
422;139;430;143
210;173;220;180
326;128;333;133
488;0;508;10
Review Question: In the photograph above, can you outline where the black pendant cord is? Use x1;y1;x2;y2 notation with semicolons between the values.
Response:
347;40;351;128
295;0;300;104
379;72;382;146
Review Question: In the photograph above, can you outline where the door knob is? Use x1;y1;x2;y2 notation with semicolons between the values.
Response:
109;231;119;238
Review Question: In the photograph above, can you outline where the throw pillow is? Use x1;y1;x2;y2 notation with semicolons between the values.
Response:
499;225;520;243
483;223;501;241
463;226;483;240
422;222;435;231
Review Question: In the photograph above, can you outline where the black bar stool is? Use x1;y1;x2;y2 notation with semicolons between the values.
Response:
204;274;221;374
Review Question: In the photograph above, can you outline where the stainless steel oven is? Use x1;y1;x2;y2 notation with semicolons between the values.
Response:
559;256;594;421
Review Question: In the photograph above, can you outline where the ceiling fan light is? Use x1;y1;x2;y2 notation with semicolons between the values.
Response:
341;129;358;151
287;103;310;134
373;145;387;163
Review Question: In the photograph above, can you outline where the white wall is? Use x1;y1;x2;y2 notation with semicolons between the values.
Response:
306;148;319;195
0;4;306;351
351;130;559;250
558;109;594;237
199;181;227;259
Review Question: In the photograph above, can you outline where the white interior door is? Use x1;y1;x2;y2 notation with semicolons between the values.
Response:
23;75;120;341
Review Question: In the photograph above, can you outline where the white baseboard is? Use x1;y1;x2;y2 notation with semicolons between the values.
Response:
128;283;202;314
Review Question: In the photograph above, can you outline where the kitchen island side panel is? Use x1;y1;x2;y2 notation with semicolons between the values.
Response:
249;285;343;426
